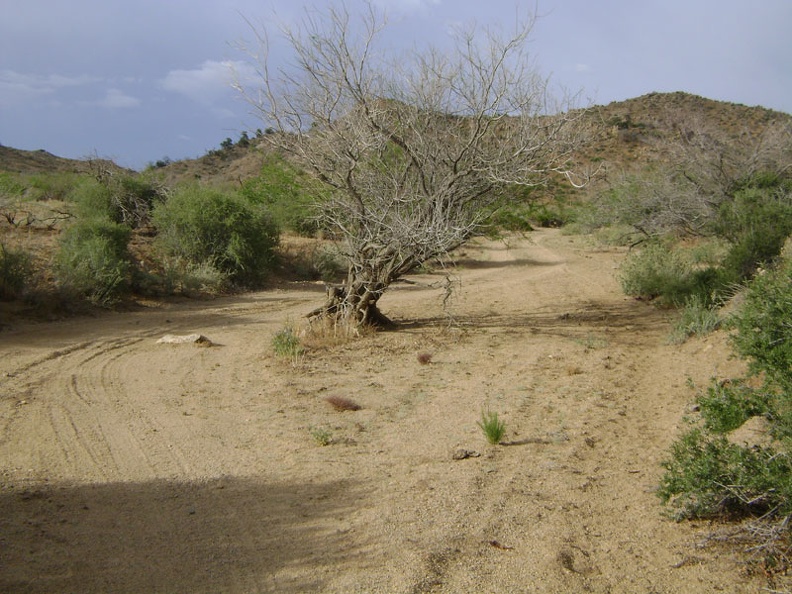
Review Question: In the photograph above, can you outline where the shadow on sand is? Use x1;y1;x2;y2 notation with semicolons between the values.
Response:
1;475;370;593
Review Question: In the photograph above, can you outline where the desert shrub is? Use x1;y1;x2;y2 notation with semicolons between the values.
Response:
152;257;230;297
732;259;792;392
112;174;167;227
696;380;772;434
26;172;82;201
0;173;26;202
239;156;321;236
660;257;792;526
69;179;117;221
487;203;534;233
0;243;33;300
668;294;722;344
659;428;792;521
713;182;792;280
69;174;166;228
309;426;333;446
619;243;698;305
55;219;132;306
309;246;346;282
588;170;710;239
152;186;278;287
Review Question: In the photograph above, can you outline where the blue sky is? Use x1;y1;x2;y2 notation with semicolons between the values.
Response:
2;0;790;170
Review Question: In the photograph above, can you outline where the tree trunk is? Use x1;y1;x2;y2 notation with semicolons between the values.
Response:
307;277;393;327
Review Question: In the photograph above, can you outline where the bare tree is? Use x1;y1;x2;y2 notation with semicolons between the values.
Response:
591;111;792;243
669;111;792;206
236;2;588;326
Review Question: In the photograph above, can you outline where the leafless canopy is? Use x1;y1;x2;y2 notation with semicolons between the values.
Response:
236;2;587;325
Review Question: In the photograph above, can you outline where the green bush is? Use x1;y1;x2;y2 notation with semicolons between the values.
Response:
146;257;229;297
69;174;165;228
732;259;792;393
659;428;792;520
660;256;792;525
0;173;26;199
239;157;320;236
69;179;117;221
152;186;278;287
26;172;82;201
487;204;534;233
619;243;698;305
272;324;304;359
696;380;771;434
55;219;132;306
0;243;33;300
714;184;792;280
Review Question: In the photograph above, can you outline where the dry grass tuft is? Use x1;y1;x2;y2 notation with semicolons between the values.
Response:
300;316;373;350
417;352;433;365
325;395;362;411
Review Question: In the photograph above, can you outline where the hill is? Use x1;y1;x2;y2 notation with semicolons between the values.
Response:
2;92;789;186
0;145;130;176
575;91;791;169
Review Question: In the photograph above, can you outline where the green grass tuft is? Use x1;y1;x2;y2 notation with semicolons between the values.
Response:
478;409;507;445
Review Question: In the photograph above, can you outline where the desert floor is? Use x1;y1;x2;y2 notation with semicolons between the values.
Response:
0;229;776;593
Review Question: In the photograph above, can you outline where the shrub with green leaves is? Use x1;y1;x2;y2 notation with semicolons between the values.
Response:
239;156;321;236
69;174;165;228
69;178;117;221
731;259;792;394
619;243;698;305
695;380;771;434
715;184;792;281
660;255;792;525
152;186;278;287
658;428;792;521
55;219;132;306
0;243;33;300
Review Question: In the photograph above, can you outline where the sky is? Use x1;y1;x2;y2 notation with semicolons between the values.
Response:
1;0;790;171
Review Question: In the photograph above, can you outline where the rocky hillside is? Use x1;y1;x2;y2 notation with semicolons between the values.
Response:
2;92;790;186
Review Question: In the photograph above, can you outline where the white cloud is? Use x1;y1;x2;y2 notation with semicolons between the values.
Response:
0;69;98;107
575;64;591;73
161;60;255;106
88;88;141;109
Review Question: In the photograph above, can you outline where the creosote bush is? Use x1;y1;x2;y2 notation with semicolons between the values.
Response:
659;428;792;521
54;219;132;307
619;243;697;305
239;156;322;236
0;243;33;300
660;255;792;542
152;186;278;287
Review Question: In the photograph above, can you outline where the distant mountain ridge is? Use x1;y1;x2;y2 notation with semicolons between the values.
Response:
2;92;790;184
0;145;132;176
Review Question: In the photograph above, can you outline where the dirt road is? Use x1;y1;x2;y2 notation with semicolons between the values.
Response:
0;229;764;592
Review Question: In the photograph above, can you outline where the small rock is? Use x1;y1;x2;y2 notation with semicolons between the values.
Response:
157;334;213;347
452;448;481;460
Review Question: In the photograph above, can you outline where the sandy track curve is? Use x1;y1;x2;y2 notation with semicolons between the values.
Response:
0;229;764;593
